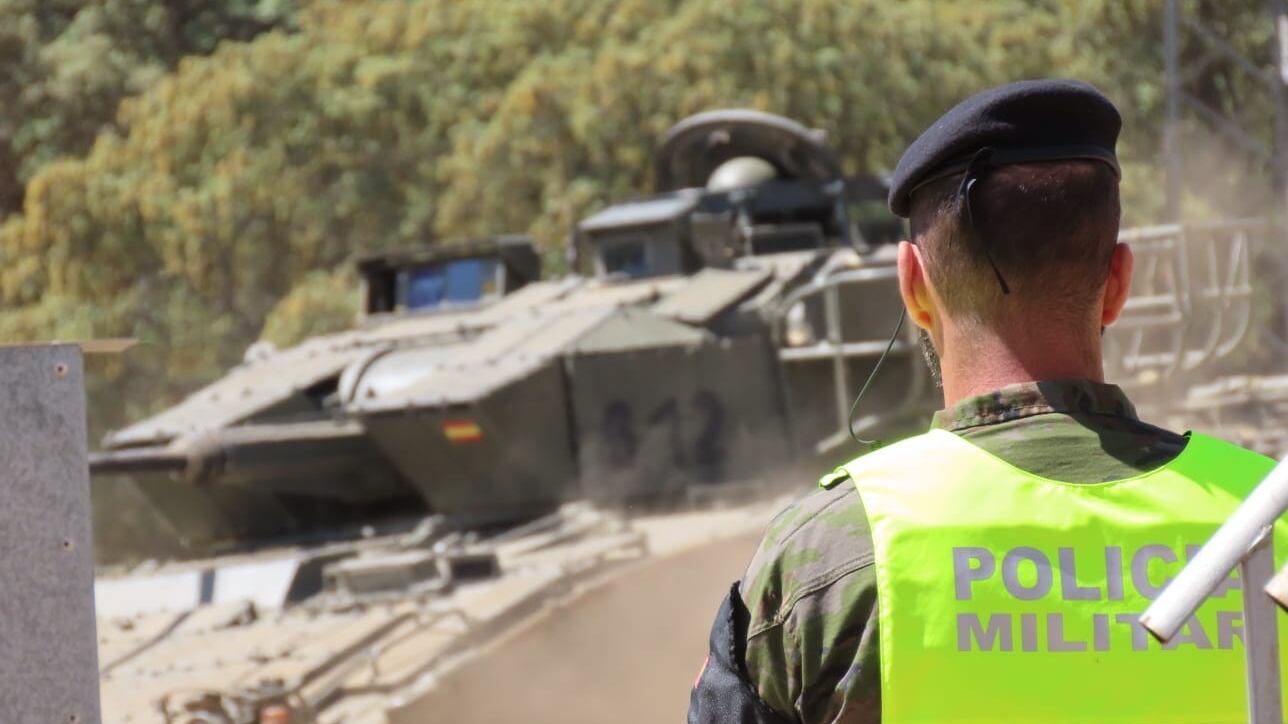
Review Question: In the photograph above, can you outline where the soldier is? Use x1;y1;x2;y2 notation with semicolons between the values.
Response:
689;79;1280;723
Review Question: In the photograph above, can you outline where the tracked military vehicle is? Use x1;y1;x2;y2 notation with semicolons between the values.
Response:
91;109;1281;565
91;110;937;561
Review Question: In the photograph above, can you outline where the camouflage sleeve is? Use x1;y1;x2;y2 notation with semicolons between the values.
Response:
738;480;883;724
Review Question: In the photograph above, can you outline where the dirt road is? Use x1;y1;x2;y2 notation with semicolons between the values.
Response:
391;531;762;724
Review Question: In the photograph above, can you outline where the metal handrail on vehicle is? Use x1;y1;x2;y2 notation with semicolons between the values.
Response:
773;266;926;454
1141;455;1288;724
1108;220;1259;382
770;219;1264;454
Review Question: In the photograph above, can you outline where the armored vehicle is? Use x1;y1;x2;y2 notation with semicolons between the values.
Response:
91;110;936;561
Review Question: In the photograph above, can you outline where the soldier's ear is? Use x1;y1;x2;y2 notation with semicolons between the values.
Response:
1100;243;1133;327
897;241;936;331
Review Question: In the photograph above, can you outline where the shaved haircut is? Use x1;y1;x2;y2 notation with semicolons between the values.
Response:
908;160;1121;325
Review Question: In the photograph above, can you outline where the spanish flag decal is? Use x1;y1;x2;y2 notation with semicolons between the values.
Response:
441;419;483;444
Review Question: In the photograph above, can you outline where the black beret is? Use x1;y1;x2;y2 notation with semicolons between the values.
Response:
888;79;1122;217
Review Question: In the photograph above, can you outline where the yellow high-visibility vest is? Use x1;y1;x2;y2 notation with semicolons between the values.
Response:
838;429;1286;723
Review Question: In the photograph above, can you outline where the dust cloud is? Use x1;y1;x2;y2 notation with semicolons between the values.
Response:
1104;124;1288;453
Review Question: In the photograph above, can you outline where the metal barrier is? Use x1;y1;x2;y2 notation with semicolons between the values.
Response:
1141;456;1288;724
773;264;928;454
772;218;1265;454
1107;220;1260;383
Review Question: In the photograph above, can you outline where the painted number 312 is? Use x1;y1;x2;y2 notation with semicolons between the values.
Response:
599;391;725;475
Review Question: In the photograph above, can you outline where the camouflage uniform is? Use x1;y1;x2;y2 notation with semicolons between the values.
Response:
738;378;1186;724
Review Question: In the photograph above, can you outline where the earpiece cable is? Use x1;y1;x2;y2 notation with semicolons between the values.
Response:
847;307;907;448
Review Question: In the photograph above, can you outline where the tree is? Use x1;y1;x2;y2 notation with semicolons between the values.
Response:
0;0;1279;438
0;0;297;217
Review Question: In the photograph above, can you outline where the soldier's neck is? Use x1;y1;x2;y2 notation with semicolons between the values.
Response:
937;322;1104;408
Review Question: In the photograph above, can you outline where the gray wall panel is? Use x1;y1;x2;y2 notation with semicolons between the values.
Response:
0;345;101;723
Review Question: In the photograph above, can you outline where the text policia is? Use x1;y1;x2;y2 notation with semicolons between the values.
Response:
951;543;1244;653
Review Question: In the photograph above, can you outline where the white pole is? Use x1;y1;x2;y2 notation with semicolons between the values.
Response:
1141;457;1288;724
1141;458;1288;640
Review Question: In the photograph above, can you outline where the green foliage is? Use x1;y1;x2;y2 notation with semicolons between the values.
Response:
260;268;360;348
0;0;298;215
0;0;1279;435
